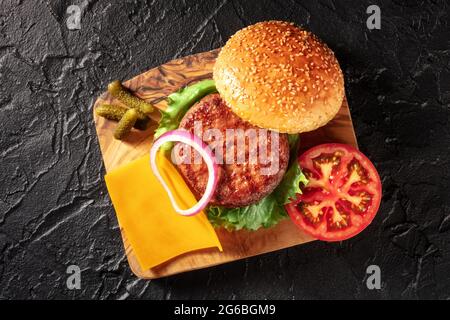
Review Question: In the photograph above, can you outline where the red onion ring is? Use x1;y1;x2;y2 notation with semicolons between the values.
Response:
149;129;218;216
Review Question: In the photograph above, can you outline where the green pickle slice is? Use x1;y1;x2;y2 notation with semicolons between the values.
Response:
113;108;139;140
95;104;148;130
108;80;155;115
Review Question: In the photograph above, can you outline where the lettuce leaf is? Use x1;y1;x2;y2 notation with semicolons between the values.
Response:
154;79;217;151
275;133;308;205
207;193;286;231
206;134;308;231
287;133;301;154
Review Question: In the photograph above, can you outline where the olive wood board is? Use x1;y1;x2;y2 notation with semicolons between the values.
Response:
93;48;358;279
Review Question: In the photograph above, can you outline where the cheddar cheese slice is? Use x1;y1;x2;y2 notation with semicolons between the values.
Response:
105;153;222;270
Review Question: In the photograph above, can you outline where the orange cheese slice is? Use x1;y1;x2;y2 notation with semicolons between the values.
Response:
105;153;222;270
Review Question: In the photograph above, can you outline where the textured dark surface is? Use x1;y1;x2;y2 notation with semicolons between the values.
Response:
0;0;449;300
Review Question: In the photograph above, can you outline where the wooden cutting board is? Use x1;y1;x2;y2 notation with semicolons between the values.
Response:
93;49;358;279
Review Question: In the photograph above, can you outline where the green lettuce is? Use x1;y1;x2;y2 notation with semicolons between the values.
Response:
207;193;286;231
154;79;217;151
274;135;308;206
206;134;308;231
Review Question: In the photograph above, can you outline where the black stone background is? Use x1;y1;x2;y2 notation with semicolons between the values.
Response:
0;0;449;300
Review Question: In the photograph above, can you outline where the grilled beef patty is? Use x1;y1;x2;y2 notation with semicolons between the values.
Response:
174;94;289;207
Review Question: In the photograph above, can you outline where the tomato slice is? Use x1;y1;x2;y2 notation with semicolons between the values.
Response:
286;143;382;242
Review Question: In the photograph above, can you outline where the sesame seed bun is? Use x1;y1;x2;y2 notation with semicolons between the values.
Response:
213;21;345;134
